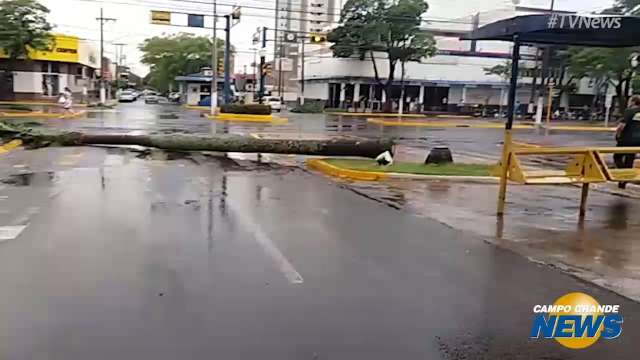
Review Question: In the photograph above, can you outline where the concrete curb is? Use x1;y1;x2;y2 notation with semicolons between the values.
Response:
0;101;89;108
386;172;499;183
307;158;498;183
205;113;287;123
183;105;216;111
367;118;535;129
367;118;617;132
326;112;428;118
0;110;87;119
307;159;388;181
0;139;23;154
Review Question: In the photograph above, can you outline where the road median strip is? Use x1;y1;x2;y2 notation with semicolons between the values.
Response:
307;158;496;182
205;113;287;123
0;139;23;154
0;110;87;119
367;118;617;132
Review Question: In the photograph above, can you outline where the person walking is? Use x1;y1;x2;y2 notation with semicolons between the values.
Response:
60;87;74;115
614;95;640;188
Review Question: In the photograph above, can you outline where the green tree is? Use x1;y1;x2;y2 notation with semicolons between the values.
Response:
484;61;512;81
567;47;638;113
0;0;54;61
565;1;640;113
327;0;437;112
139;33;226;93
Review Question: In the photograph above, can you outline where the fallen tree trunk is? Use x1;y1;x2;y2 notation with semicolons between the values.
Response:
0;123;393;158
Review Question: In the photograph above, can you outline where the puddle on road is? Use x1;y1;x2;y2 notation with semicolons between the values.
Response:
0;172;58;187
342;178;640;302
157;113;179;120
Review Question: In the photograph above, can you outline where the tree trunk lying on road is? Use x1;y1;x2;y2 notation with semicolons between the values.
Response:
0;123;393;158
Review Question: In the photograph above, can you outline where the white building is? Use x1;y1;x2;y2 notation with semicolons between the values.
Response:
300;3;595;113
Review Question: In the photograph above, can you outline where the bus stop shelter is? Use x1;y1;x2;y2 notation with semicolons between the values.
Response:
461;14;640;216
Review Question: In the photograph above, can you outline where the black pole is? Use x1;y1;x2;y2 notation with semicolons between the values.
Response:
259;27;266;104
506;36;520;130
300;38;305;105
223;15;231;104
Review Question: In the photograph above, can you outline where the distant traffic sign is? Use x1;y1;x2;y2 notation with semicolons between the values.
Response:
150;11;171;25
188;14;204;28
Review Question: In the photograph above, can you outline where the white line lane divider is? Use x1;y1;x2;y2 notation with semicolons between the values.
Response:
228;203;304;285
0;225;27;243
0;206;40;243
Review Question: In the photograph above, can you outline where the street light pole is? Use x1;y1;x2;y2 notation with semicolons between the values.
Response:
299;38;305;106
97;8;115;105
223;15;231;104
211;0;218;115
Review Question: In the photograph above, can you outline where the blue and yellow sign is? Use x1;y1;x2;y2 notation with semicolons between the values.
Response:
530;292;623;349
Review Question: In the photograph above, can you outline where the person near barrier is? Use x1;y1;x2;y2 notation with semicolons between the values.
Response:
614;95;640;189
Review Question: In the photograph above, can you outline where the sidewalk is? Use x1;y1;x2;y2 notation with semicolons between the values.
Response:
340;176;640;303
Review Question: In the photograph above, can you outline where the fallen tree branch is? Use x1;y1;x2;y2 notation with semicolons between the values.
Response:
0;122;393;158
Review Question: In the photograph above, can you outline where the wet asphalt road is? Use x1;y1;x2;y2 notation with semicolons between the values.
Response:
0;102;638;359
32;100;617;162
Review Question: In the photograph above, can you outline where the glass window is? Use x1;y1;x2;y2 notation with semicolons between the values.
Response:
51;62;60;73
41;62;49;73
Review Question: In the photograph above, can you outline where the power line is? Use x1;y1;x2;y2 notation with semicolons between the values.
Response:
66;0;473;25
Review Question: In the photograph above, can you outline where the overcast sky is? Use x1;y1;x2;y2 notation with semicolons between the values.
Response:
41;0;614;76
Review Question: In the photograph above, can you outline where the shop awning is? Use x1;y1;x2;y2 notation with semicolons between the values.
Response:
461;14;640;47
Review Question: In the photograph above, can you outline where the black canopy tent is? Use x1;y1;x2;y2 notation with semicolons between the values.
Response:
460;14;640;215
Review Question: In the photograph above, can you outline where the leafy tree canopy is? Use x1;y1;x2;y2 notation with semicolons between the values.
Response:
139;33;226;93
327;0;436;98
0;0;54;61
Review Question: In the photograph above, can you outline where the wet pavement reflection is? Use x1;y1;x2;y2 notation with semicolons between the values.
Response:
342;178;640;302
0;145;639;359
8;101;618;166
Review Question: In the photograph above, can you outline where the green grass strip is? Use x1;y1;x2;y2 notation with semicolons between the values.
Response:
324;159;493;177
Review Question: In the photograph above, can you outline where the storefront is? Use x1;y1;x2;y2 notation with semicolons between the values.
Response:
0;34;99;101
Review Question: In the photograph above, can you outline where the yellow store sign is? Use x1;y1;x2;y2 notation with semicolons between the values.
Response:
0;34;80;63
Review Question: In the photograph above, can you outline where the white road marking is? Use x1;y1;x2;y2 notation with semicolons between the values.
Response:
229;203;303;284
11;206;40;226
0;225;28;242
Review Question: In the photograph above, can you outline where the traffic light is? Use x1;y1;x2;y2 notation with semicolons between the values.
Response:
231;6;241;20
217;57;224;74
261;63;272;77
309;33;327;44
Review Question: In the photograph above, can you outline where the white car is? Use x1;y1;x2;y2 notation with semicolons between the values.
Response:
118;90;136;102
145;95;160;104
264;96;284;112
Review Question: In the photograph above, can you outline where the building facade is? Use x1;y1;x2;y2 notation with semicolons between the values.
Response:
273;0;340;101
0;34;99;101
299;4;601;113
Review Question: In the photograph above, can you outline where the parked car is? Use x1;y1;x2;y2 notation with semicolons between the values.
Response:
169;92;182;103
264;96;284;112
118;90;136;102
197;95;224;107
145;95;159;104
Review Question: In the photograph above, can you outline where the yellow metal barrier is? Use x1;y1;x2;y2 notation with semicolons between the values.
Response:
496;142;640;217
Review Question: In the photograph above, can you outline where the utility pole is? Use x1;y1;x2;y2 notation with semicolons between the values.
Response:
113;43;126;89
97;8;116;105
223;15;231;104
252;47;257;98
259;27;267;104
211;0;218;115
